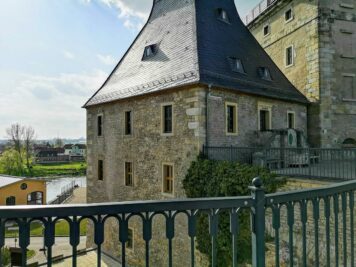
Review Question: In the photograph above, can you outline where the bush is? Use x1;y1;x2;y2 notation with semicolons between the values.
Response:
1;247;11;266
183;156;285;266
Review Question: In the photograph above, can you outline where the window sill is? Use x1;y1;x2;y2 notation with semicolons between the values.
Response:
161;133;174;137
285;17;294;24
340;3;354;9
285;63;295;69
342;98;356;102
226;132;238;136
341;55;355;59
162;192;174;198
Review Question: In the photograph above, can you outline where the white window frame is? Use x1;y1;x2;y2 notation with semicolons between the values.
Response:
162;163;174;196
285;45;295;67
161;103;174;136
263;24;270;37
225;102;238;136
258;102;272;131
285;8;294;23
287;111;296;129
124;161;134;187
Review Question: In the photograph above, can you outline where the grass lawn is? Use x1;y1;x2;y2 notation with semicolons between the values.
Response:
30;162;87;177
5;220;87;238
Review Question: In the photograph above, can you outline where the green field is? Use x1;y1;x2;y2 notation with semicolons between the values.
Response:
5;220;87;238
0;162;86;177
30;162;87;177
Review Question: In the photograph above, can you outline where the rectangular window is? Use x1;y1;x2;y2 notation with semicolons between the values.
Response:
225;103;238;135
125;111;132;135
343;75;355;99
163;164;174;194
162;105;173;134
127;228;134;249
285;9;293;22
98;160;104;181
341;33;354;58
125;162;133;186
287;112;295;129
263;25;270;36
286;46;294;66
97;115;103;136
259;110;271;131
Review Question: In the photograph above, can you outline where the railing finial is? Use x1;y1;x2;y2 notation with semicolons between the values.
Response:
252;177;263;189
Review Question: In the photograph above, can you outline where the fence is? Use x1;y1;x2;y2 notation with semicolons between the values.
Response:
204;146;356;180
0;178;355;266
245;0;279;25
48;181;76;205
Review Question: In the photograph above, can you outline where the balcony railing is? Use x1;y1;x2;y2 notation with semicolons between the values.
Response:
1;178;356;266
204;146;356;180
245;0;279;25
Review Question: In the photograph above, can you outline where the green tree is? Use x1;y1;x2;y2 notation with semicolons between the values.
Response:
0;148;25;175
1;247;11;266
183;156;285;266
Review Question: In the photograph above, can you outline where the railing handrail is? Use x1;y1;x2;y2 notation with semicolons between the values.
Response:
266;179;356;205
0;196;254;218
1;180;356;216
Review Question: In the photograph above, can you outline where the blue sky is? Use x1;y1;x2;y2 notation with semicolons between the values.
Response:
0;0;260;139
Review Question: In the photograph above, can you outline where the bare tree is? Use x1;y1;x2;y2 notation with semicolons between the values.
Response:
6;123;25;165
54;138;64;148
24;126;36;170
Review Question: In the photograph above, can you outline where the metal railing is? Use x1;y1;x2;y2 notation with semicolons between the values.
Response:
48;181;76;205
0;178;355;266
245;0;279;25
204;146;356;180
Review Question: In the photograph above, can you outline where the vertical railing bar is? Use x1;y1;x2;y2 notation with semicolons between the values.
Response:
19;218;29;267
287;202;294;267
324;196;331;267
312;198;320;267
301;200;307;267
209;210;218;267
230;208;239;267
97;244;102;267
188;210;197;267
342;192;347;266
0;219;4;267
333;194;339;267
350;191;355;267
272;205;281;267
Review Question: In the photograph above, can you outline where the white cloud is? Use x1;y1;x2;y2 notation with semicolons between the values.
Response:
0;70;108;139
63;50;75;59
97;54;117;66
97;0;151;30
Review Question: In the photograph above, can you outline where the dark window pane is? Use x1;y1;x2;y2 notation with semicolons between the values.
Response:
163;105;173;133
125;111;132;135
98;160;104;180
260;110;270;131
97;116;103;136
288;113;295;129
227;105;235;133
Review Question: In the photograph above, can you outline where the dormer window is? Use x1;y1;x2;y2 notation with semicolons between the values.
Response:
217;8;230;23
142;44;157;60
229;57;245;74
258;67;272;81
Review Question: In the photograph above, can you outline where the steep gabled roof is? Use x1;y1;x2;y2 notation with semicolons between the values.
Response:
84;0;308;107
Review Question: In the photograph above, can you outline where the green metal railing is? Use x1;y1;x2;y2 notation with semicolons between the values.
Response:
0;178;355;266
204;146;356;180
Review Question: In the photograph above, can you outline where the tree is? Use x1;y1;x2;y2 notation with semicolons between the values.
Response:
24;126;36;170
4;123;36;174
6;123;24;165
54;138;64;148
0;149;24;175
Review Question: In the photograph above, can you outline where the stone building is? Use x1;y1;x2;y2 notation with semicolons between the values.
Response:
84;0;308;265
246;0;356;148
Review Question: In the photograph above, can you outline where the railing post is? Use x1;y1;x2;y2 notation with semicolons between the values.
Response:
249;177;266;267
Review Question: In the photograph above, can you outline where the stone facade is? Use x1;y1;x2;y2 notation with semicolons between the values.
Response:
86;85;307;266
248;0;356;147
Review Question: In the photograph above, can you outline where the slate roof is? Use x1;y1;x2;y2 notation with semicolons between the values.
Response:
84;0;308;107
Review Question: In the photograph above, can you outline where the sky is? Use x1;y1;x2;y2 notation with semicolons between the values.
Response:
0;0;260;139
